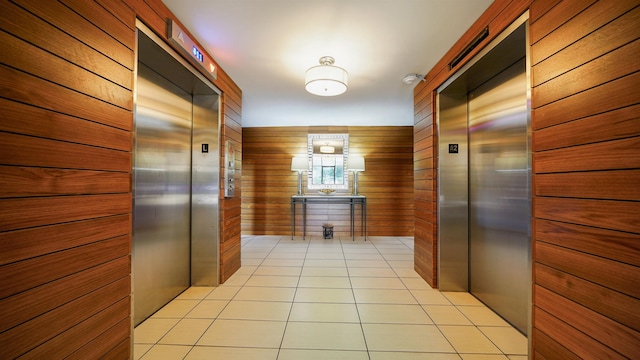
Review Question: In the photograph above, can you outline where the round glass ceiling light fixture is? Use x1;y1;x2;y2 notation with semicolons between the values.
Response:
305;56;348;96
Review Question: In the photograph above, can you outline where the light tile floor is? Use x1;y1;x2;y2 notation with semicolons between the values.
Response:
134;235;528;360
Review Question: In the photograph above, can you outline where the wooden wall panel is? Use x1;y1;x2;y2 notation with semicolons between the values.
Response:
242;126;413;237
220;92;243;282
414;0;640;357
0;0;242;358
530;0;640;356
413;89;437;285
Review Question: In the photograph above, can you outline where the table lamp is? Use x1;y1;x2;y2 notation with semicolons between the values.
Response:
347;155;365;195
291;156;308;195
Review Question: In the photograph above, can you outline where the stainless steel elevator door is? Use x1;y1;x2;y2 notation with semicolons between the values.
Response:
191;94;220;286
468;58;529;334
133;62;192;326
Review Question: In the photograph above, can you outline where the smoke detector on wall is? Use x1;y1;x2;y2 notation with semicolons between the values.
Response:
402;73;425;84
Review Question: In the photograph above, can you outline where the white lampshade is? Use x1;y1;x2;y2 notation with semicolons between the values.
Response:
291;156;308;171
347;155;365;171
305;56;348;96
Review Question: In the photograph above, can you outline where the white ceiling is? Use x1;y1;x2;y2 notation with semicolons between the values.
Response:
163;0;493;127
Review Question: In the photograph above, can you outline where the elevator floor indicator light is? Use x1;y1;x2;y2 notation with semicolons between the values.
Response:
449;144;459;153
168;20;217;80
192;46;204;62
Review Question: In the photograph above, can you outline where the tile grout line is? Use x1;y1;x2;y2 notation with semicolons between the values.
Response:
134;235;528;359
171;234;266;359
342;236;373;360
275;234;309;359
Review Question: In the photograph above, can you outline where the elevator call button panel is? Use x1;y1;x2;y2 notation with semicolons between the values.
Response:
224;140;235;198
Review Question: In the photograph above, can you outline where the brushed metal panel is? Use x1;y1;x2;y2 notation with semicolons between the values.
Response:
437;91;469;292
468;57;529;335
134;26;221;327
191;94;220;286
133;62;192;326
437;15;531;336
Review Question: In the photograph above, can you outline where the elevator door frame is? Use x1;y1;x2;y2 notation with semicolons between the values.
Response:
436;12;532;336
133;21;221;327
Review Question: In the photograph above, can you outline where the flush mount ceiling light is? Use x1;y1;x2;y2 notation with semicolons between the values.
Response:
402;73;425;85
305;56;348;96
320;144;335;153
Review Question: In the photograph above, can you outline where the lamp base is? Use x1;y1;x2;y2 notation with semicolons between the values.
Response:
352;171;359;195
297;171;303;195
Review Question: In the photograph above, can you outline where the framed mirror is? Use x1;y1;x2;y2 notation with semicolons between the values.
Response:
307;133;349;190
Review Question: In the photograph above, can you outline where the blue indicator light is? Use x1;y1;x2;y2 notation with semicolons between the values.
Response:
192;46;204;62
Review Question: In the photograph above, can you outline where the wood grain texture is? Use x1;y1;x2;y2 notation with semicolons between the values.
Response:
0;0;243;358
0;64;132;131
536;241;640;298
534;197;640;234
0;166;130;198
533;38;640;108
0;194;131;232
530;0;638;65
63;316;130;360
533;307;628;360
0;1;134;357
14;0;134;69
0;31;132;110
415;0;640;357
0;277;129;359
533;71;640;130
532;328;580;360
219;92;242;282
413;85;437;287
534;169;640;200
0;234;130;299
0;132;130;172
534;137;640;173
0;256;130;333
535;262;640;333
242;126;413;237
0;214;130;266
0;99;132;151
17;300;129;359
96;0;136;30
530;5;640;354
533;104;640;151
0;2;133;90
535;285;640;358
535;218;640;266
529;0;596;44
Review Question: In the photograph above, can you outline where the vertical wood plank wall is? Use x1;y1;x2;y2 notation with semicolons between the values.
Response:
242;126;414;237
414;0;640;357
0;0;241;357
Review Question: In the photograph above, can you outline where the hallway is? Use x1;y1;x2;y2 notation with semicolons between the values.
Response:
134;236;527;359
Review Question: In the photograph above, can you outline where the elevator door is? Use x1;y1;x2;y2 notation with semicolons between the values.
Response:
468;58;529;334
133;26;220;326
134;62;192;325
437;17;530;336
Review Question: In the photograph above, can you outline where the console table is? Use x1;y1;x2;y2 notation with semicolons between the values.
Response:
291;195;366;240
